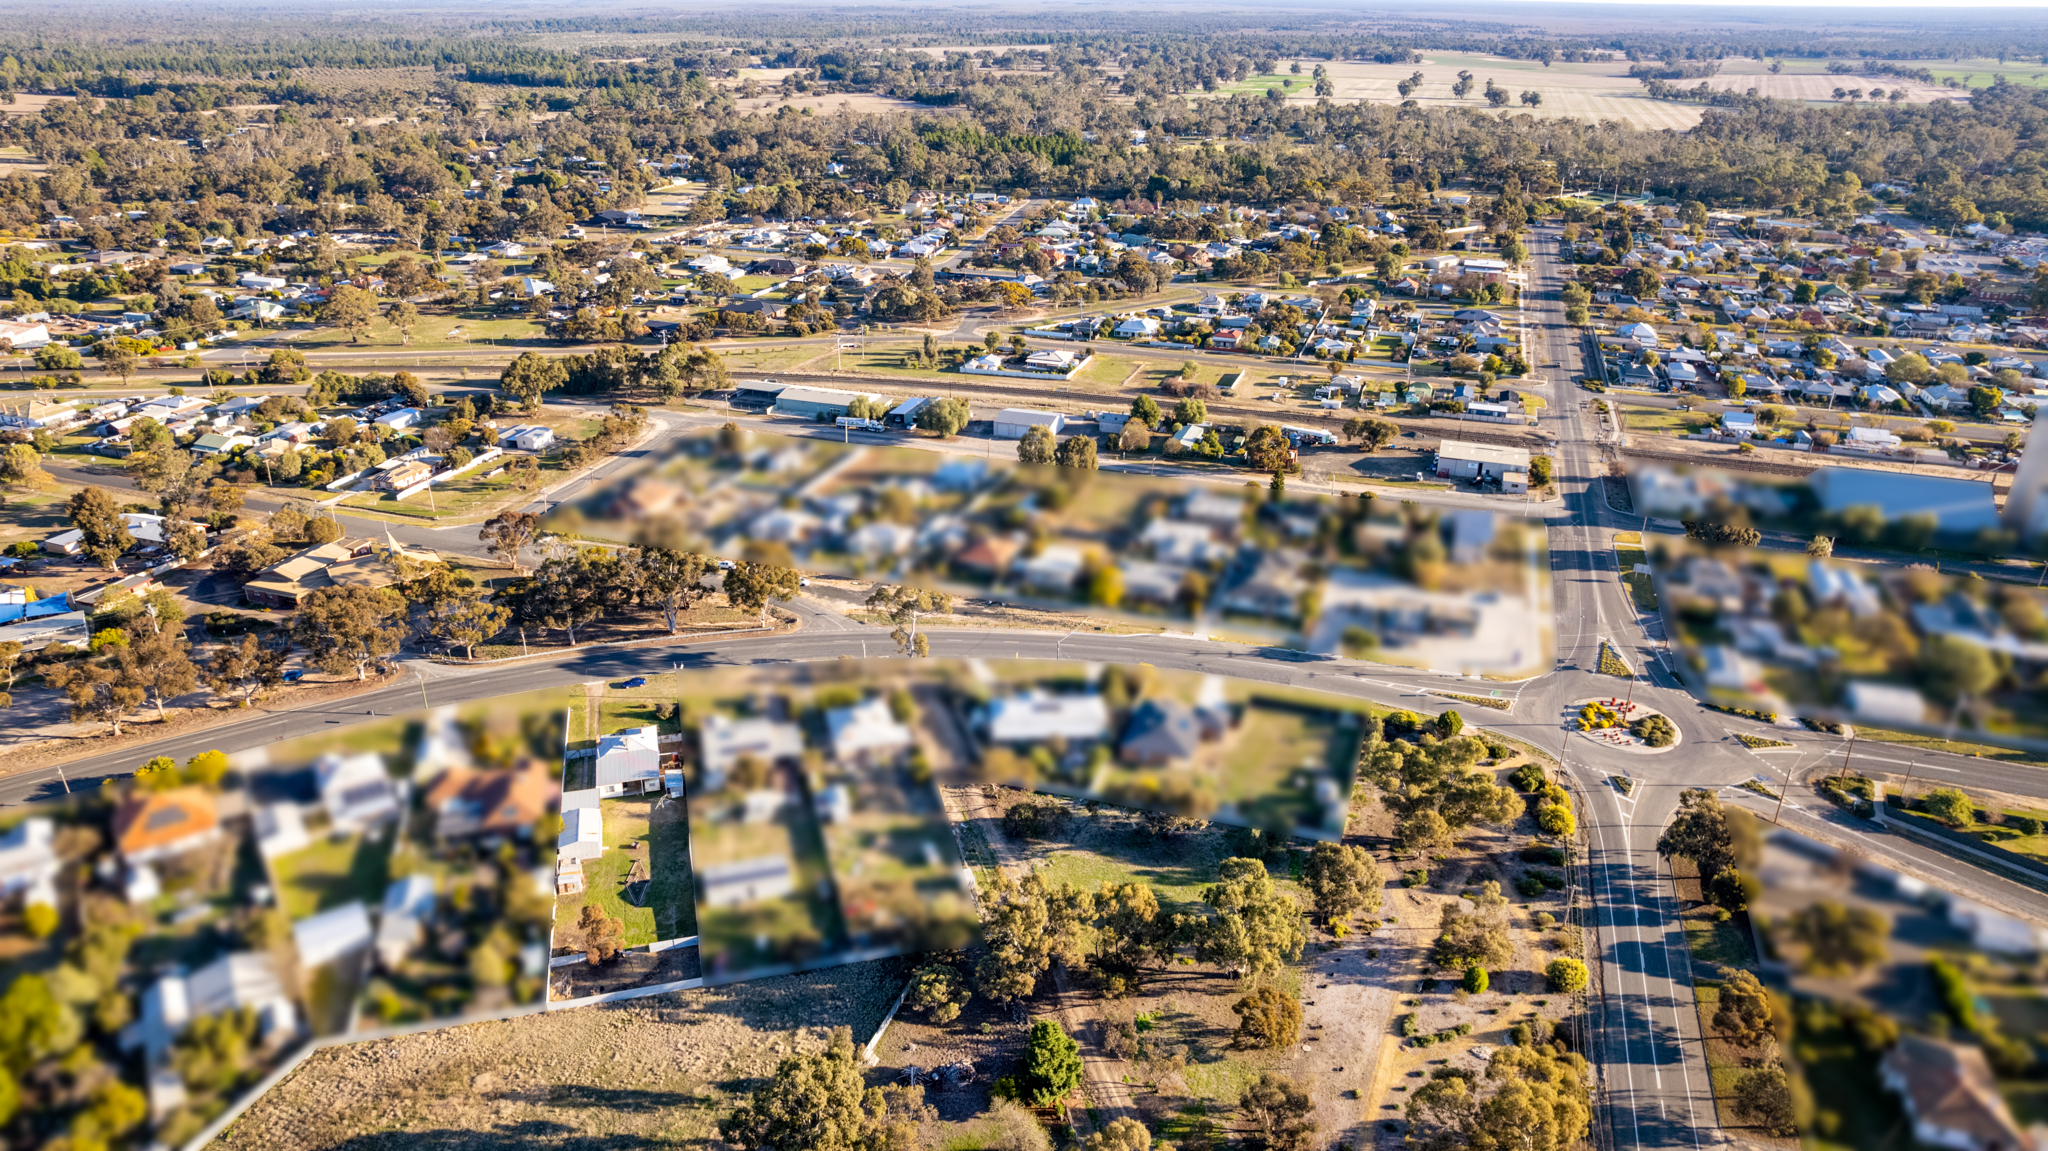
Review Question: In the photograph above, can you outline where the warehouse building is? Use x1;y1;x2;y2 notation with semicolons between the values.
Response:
770;385;888;421
1434;439;1531;494
993;408;1065;439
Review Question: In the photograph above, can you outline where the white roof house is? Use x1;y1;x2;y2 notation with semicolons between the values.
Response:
1845;681;1927;726
593;725;663;797
292;901;375;970
982;690;1111;744
699;714;805;792
371;407;423;431
373;873;436;970
253;802;310;861
697;855;794;909
316;752;401;833
557;805;605;862
501;424;554;450
825;697;915;763
130;952;296;1065
0;817;58;909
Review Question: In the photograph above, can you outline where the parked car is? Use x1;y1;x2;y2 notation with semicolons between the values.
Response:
619;677;647;688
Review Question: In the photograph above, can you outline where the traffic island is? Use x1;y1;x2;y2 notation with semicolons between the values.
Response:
1569;697;1681;754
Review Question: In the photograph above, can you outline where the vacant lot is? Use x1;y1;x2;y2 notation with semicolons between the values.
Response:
215;958;915;1151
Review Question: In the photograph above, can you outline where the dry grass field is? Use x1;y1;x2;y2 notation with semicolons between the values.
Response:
1263;53;1968;130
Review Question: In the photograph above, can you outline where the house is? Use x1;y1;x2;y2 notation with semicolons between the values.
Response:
1844;425;1904;452
981;690;1111;744
372;407;422;432
1019;544;1088;594
315;751;401;833
557;805;604;868
252;803;311;861
1721;412;1758;437
594;725;664;797
1845;680;1928;726
239;273;287;291
498;424;554;451
373;459;434;492
191;432;254;456
1113;316;1162;339
1118;559;1188;605
1118;698;1222;765
423;764;557;841
994;408;1066;439
952;534;1024;580
1219;552;1308;620
698;856;795;909
128;952;296;1064
113;788;222;864
0;817;59;911
243;536;431;608
1699;645;1764;693
373;874;436;970
292;901;374;970
698;714;804;792
1881;1035;2034;1151
825;697;915;763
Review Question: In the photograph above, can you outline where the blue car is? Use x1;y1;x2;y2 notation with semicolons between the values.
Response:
282;670;304;683
619;677;647;688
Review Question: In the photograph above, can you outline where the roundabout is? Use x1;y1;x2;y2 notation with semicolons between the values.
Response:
1568;696;1681;755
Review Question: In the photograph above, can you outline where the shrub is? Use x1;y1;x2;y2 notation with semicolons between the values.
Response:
1519;844;1565;865
1537;803;1576;837
1514;875;1547;898
1003;798;1065;840
1404;869;1429;888
1629;713;1677;748
1463;966;1489;994
1509;764;1547;792
1232;985;1303;1050
1399;1012;1420;1037
1921;787;1976;828
2015;816;2044;837
1546;957;1589;993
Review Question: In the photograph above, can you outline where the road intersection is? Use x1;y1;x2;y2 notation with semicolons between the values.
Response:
7;223;2045;1151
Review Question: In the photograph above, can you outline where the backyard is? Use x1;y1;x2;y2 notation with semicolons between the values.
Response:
270;829;392;921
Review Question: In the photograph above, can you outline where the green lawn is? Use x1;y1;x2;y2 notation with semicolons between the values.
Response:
1074;354;1144;388
339;468;539;520
1952;809;2048;862
1680;906;1753;970
714;343;834;373
647;797;698;942
1852;726;2048;770
1036;831;1239;917
270;832;392;921
1614;545;1658;611
1620;405;1699;436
